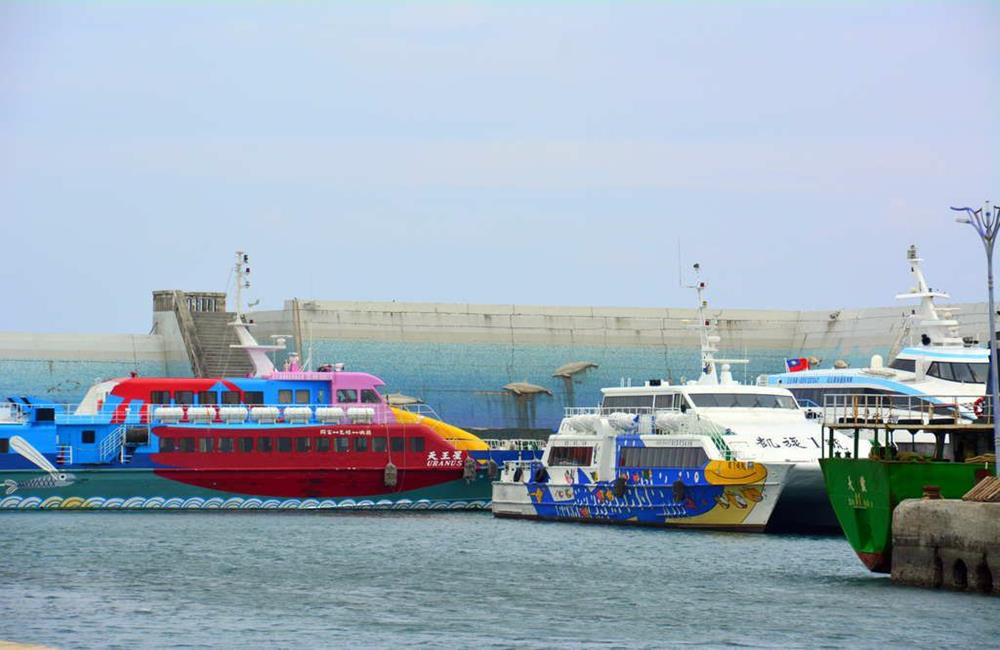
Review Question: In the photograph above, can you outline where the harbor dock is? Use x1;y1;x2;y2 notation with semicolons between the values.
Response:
892;486;1000;594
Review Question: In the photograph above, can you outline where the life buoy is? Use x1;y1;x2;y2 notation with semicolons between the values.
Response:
974;397;987;419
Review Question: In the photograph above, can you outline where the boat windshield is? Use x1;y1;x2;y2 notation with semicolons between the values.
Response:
688;393;797;409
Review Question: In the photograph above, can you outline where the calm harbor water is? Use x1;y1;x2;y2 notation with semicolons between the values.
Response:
1;512;997;649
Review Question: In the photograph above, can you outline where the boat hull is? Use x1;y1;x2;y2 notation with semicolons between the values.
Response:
819;457;994;573
492;463;789;532
0;468;493;510
767;462;841;533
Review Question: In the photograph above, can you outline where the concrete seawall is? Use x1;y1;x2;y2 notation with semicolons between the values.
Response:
0;295;990;430
892;499;1000;594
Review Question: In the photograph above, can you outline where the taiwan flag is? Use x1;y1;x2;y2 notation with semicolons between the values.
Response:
785;357;810;373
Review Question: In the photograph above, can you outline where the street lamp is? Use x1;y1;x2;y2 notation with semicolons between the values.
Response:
952;201;1000;476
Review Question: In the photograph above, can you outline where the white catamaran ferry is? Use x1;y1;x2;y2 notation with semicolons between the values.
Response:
493;269;857;532
768;245;987;452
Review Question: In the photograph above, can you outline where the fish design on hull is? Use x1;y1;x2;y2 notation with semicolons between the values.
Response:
4;435;77;494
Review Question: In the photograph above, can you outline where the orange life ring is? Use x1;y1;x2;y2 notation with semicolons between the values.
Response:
973;396;986;418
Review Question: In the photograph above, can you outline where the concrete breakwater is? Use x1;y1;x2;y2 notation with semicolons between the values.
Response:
0;290;989;431
892;498;1000;594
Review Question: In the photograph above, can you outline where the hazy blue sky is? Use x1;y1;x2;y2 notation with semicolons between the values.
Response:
2;1;998;333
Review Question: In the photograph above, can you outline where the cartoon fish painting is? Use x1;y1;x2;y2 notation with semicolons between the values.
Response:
3;436;77;495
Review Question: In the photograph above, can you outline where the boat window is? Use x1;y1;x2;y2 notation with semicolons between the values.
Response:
221;391;241;405
150;390;171;405
688;393;796;409
258;437;273;453
277;437;292;452
969;363;988;384
219;438;234;453
296;437;310;453
354;437;368;452
82;430;96;444
199;437;213;453
175;391;194;405
160;438;175;453
278;390;293;404
602;395;654;410
239;437;254;452
243;391;264;406
548;446;593;466
372;437;386;452
410;437;424;452
653;394;677;410
927;362;952;381
950;363;975;383
620;446;708;468
295;390;311;404
316;437;330;452
198;391;217;405
360;389;381;404
390;437;404;452
0;438;8;454
335;437;350;453
336;389;358;403
888;358;916;372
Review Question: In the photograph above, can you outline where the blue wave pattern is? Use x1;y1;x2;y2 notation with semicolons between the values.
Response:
0;495;490;510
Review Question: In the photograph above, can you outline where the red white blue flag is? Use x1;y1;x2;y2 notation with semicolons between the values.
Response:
785;357;809;372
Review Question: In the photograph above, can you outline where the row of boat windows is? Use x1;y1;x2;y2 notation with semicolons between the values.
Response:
548;446;594;466
146;388;381;406
603;395;682;411
788;387;951;410
602;393;795;410
159;436;425;454
619;446;710;468
688;393;796;409
888;358;987;383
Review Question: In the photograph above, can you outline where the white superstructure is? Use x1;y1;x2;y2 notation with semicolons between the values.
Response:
556;267;863;531
768;246;988;446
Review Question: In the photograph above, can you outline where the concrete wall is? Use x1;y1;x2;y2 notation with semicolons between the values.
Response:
892;499;1000;594
0;296;989;430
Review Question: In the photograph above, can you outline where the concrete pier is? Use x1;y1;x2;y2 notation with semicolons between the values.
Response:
892;499;1000;594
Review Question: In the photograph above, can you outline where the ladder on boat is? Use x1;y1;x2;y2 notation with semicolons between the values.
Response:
98;425;130;463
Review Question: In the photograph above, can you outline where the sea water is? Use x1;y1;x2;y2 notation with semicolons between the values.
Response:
1;512;996;649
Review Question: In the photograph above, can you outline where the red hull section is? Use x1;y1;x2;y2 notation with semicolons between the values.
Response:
150;423;469;499
153;468;464;498
858;551;890;574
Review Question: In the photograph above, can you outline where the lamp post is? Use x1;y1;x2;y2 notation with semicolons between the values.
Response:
952;201;1000;476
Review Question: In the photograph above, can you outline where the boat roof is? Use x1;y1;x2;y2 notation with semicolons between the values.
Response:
601;383;793;397
895;346;988;362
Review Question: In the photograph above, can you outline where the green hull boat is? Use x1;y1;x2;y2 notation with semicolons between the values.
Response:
820;457;994;573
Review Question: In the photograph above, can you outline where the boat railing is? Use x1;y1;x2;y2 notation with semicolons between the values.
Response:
484;438;546;451
3;402;409;427
395;402;443;419
820;393;983;428
563;406;685;417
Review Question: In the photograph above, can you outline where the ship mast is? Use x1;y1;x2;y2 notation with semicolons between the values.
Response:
895;245;962;348
229;251;284;377
687;264;747;385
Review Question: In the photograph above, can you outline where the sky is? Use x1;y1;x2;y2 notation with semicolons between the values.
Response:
1;1;998;333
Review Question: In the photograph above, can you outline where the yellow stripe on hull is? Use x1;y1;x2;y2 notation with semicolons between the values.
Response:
390;407;489;451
